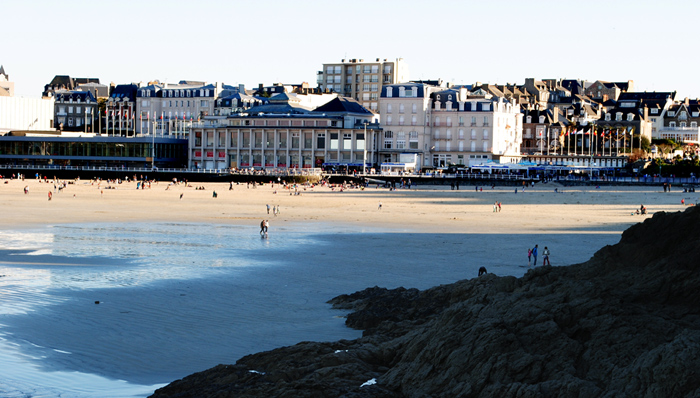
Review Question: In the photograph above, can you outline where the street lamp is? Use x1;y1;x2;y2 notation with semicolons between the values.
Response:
363;121;368;175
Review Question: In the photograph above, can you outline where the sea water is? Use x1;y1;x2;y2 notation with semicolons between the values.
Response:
0;222;622;397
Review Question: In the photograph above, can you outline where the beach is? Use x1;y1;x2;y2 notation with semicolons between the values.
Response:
0;177;695;397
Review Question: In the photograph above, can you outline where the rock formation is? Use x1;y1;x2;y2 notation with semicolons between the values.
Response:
151;206;700;398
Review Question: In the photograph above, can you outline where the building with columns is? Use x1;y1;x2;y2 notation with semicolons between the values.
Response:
188;93;379;170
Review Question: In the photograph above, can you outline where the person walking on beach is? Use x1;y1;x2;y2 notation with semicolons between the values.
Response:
260;220;268;235
48;191;52;201
543;246;551;266
497;202;502;212
378;201;382;210
532;244;538;266
493;202;497;212
527;247;533;266
266;204;270;214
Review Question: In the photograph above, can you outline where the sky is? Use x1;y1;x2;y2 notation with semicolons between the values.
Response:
5;0;700;99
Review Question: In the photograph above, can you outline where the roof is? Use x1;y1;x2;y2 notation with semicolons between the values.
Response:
314;97;373;115
0;65;6;78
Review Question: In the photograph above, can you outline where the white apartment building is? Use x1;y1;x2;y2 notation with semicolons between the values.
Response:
379;84;523;169
318;58;409;112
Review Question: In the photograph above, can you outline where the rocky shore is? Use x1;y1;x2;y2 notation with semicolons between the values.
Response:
151;206;700;398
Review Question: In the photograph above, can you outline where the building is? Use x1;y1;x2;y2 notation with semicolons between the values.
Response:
522;108;564;155
42;75;101;98
0;65;14;97
188;93;377;170
136;81;227;136
0;66;55;133
0;131;187;169
584;80;633;102
379;83;523;169
657;99;700;144
53;91;98;132
106;84;139;136
317;58;409;112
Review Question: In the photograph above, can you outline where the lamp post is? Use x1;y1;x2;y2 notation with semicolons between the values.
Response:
363;121;369;175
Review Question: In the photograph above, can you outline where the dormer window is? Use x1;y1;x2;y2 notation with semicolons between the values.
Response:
446;101;452;111
539;116;545;123
616;112;622;121
651;109;658;114
627;113;634;121
668;111;676;117
386;87;393;97
605;113;611;121
526;116;532;123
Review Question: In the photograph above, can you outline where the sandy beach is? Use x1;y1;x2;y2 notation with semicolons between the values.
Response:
0;177;696;397
1;177;692;232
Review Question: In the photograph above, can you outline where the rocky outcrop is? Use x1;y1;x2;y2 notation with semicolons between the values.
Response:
151;206;700;398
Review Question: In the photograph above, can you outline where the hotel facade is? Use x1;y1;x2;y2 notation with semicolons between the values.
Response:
188;94;378;170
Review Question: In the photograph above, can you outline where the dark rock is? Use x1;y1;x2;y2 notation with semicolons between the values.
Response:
151;206;700;398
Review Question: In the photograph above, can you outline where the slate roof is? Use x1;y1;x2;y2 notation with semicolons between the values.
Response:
314;97;373;115
109;84;139;101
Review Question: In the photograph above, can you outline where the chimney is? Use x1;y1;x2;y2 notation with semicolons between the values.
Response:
239;84;245;93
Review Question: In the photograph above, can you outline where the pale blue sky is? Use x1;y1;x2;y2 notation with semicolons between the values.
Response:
5;0;700;99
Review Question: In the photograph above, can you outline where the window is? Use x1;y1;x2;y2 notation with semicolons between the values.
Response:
483;130;489;139
616;113;622;121
330;133;338;150
201;100;209;107
471;129;476;139
387;104;392;113
386;116;392;125
669;122;676;127
470;141;476;151
446;142;451;151
627;113;634;121
412;103;417;113
692;122;698;128
539;116;545;123
356;133;365;150
409;131;418;149
363;84;370;91
411;115;417;126
291;132;300;149
459;129;464;139
343;133;351;150
459;141;464;151
397;132;406;149
605;113;611;121
459;116;464;126
334;66;341;74
471;116;476;126
483;142;489;152
483;116;489;126
668;111;676;117
434;117;440;126
446;129;452;139
399;115;405;125
384;131;393;149
399;104;405;113
526;116;532;123
446;117;452;127
680;122;687;128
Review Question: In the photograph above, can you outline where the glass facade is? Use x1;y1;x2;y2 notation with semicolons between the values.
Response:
0;139;187;168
